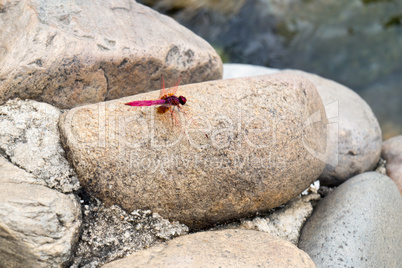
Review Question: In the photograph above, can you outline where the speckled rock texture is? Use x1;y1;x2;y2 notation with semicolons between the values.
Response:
382;135;402;194
0;0;222;109
0;98;79;193
223;65;383;186
0;156;81;268
103;229;316;268
282;70;382;186
59;73;327;229
210;193;321;245
72;203;188;267
298;172;402;268
237;193;320;244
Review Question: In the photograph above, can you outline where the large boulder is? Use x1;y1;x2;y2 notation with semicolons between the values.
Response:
59;73;327;229
0;0;222;108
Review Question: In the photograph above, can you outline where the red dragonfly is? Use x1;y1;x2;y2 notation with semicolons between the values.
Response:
125;76;208;140
125;76;187;128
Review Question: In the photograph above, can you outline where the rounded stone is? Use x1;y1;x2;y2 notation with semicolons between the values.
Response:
298;172;402;267
381;135;402;194
0;0;222;108
282;70;382;186
0;156;81;267
59;73;327;229
223;64;382;185
223;63;279;79
103;229;316;268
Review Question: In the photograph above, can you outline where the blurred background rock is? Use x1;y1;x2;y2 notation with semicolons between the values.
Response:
138;0;402;139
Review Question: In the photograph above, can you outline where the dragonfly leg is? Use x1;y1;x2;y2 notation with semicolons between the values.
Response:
170;108;179;127
171;106;190;143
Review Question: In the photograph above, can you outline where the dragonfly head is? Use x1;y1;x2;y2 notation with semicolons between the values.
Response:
178;96;187;105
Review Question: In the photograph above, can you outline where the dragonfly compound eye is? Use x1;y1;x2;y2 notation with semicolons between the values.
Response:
178;96;187;105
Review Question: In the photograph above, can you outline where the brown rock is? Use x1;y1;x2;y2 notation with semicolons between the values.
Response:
381;135;402;194
59;73;327;229
102;229;316;268
282;70;382;186
0;0;222;109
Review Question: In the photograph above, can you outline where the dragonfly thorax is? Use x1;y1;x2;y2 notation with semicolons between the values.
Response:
163;95;187;106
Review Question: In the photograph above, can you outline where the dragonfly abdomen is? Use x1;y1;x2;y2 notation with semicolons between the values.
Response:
125;99;166;107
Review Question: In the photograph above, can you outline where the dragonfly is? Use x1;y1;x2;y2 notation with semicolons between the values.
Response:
125;76;207;139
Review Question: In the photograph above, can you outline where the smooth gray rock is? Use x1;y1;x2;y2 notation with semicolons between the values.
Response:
0;156;81;268
103;229;316;268
0;98;79;193
298;172;402;268
223;63;279;79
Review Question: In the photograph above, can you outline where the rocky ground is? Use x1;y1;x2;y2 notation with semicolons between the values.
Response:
1;1;401;268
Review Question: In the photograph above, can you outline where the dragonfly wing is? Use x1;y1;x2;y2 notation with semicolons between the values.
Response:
159;76;181;98
159;75;168;99
171;76;181;96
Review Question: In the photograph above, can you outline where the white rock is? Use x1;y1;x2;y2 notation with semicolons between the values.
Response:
0;98;80;192
223;63;279;79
